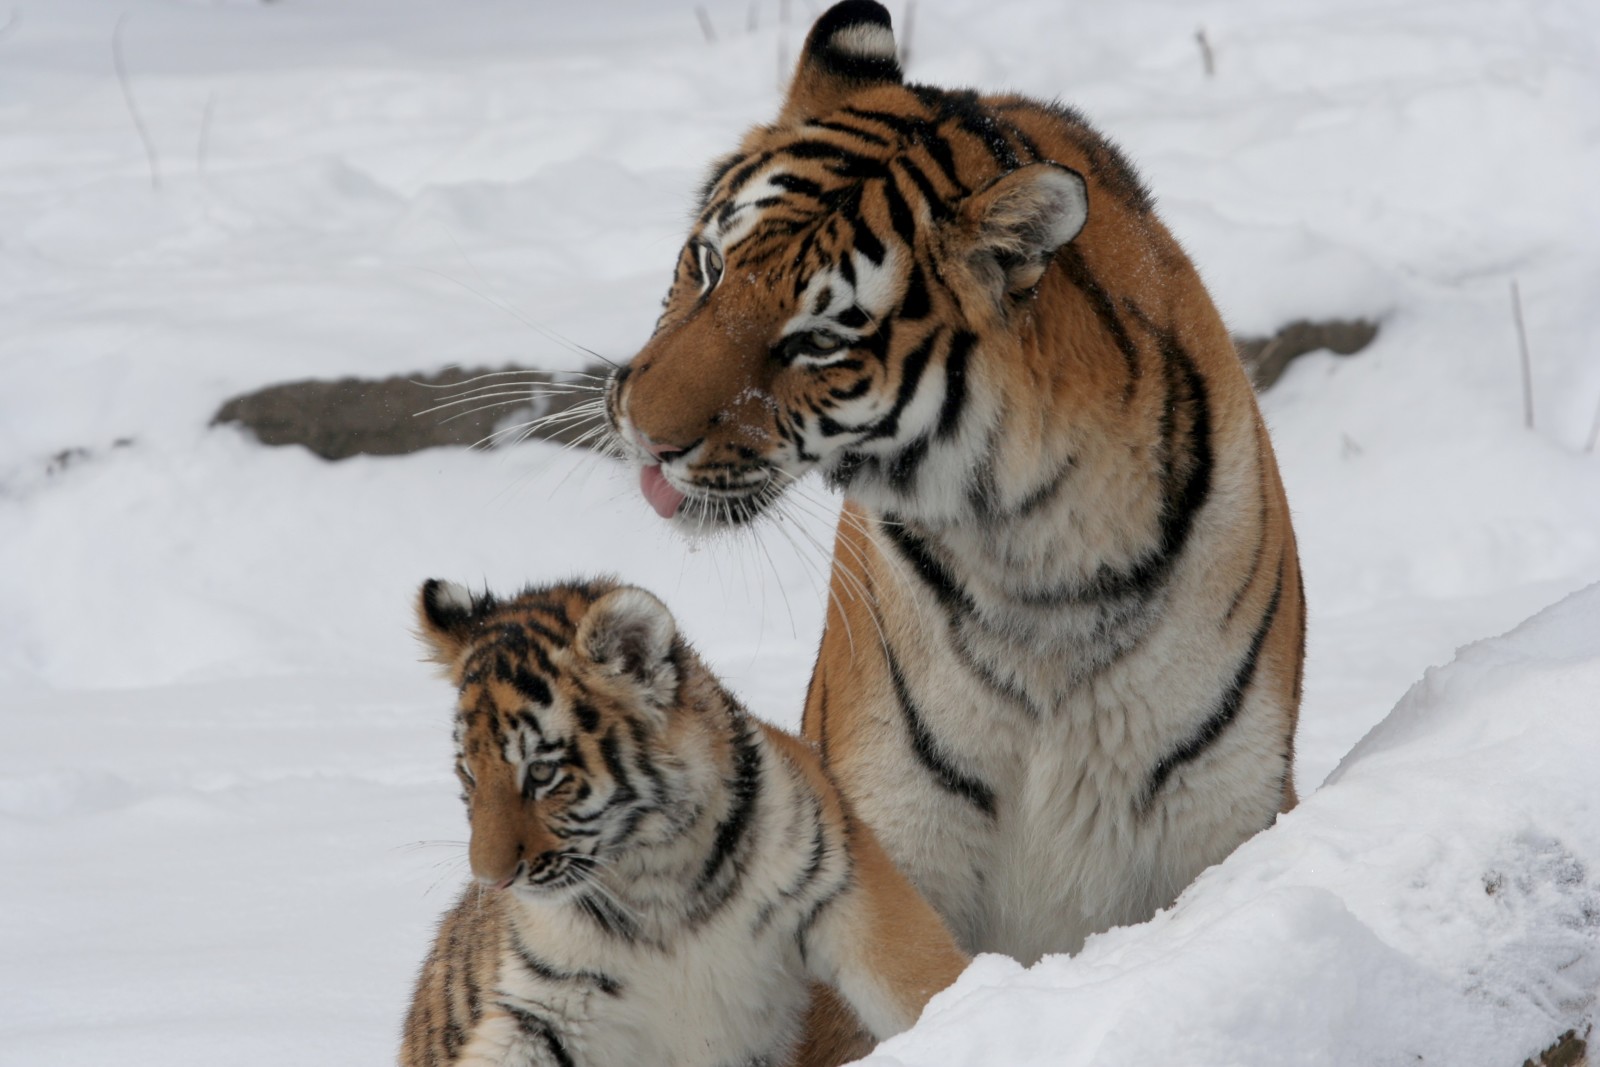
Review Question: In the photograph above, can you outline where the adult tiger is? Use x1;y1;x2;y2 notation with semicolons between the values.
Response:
606;0;1304;1054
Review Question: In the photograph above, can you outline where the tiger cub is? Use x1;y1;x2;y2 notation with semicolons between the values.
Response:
399;577;968;1067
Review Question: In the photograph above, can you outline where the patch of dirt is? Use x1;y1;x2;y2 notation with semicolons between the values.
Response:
1235;318;1379;390
1524;1028;1588;1067
211;365;607;461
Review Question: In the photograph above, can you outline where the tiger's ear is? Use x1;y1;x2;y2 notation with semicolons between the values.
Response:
956;163;1089;300
777;0;902;127
576;587;679;707
417;579;481;667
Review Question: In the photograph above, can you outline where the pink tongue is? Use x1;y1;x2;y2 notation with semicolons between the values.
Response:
639;464;686;519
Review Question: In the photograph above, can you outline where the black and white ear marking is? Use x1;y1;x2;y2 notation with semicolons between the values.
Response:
417;578;482;666
778;1;903;126
960;163;1089;299
807;0;900;81
576;587;680;707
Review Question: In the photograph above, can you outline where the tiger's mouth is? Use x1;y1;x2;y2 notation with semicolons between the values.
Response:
607;377;798;530
641;462;788;530
639;464;687;520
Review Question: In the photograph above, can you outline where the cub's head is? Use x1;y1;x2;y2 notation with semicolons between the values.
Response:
417;577;694;898
607;0;1088;530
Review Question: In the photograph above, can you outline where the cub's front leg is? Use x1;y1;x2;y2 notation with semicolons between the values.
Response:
798;819;969;1060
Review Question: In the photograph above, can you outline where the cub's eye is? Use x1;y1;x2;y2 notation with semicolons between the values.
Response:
697;242;725;293
523;762;561;799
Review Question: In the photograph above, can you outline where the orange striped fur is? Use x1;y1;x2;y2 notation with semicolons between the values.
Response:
398;577;966;1067
607;4;1305;1062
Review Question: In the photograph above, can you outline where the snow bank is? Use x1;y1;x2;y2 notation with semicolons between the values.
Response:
870;583;1600;1066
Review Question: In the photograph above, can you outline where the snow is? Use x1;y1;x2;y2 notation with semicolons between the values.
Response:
2;0;1597;1064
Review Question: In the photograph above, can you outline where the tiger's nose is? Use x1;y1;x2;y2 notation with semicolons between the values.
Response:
636;431;685;461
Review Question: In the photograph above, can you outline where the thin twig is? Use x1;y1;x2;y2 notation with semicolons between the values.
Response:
899;1;916;69
1511;278;1534;430
113;13;161;191
0;10;20;44
1585;394;1600;454
1195;27;1216;78
695;5;717;44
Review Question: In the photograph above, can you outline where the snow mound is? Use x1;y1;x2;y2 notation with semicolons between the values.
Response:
870;584;1600;1067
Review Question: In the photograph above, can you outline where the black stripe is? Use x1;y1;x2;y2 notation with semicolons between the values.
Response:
511;934;622;997
1290;561;1307;709
806;118;891;146
771;172;824;200
1018;322;1212;607
501;1005;575;1067
900;261;930;320
1139;559;1285;812
893;156;952;219
596;727;639;840
509;666;552;707
697;153;741;209
1057;246;1140;402
956;113;1023;170
1009;454;1076;518
860;328;938;441
880;175;917;248
882;522;974;615
574;891;640;942
852;221;886;266
815;40;900;84
884;644;996;817
886;436;929;494
937;331;975;438
919;127;966;194
721;151;774;200
626;717;669;804
571;701;600;733
1225;459;1270;623
693;721;764;906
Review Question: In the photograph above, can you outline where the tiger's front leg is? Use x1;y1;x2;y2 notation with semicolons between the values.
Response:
793;819;970;1066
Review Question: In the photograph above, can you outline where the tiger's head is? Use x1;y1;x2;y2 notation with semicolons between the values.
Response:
417;577;705;899
607;0;1089;531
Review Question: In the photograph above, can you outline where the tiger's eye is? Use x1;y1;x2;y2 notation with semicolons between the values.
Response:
805;330;844;353
700;244;725;290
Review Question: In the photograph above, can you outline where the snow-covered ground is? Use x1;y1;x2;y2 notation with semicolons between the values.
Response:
2;1;1598;1063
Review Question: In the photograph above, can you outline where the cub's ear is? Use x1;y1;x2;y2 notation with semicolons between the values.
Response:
777;0;902;127
416;579;481;666
955;163;1088;301
576;587;679;707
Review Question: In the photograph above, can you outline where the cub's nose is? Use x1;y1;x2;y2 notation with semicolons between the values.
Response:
474;859;525;892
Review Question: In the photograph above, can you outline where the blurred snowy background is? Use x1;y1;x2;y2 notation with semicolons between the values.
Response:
2;1;1598;1063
